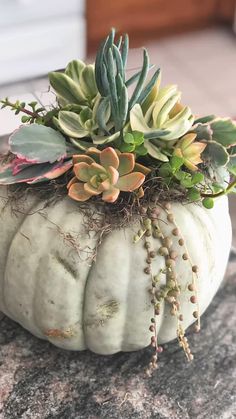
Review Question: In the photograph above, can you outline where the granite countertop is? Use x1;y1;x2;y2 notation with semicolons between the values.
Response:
0;253;235;419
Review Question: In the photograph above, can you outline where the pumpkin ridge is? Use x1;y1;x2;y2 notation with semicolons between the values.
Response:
1;191;38;321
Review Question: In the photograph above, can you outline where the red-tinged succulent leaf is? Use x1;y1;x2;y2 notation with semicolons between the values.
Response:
88;162;107;177
106;166;119;185
0;159;72;185
68;182;91;201
39;160;72;182
118;153;135;175
100;147;119;169
73;155;94;165
136;186;144;198
98;178;111;192
116;172;145;191
74;162;91;182
134;162;151;175
67;176;77;189
102;187;120;203
84;182;101;196
12;157;35;175
86;147;101;163
9;125;67;164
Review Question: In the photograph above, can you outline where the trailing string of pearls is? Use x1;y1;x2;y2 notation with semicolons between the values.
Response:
134;202;200;376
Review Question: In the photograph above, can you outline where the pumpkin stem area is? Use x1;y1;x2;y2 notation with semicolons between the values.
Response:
134;201;200;376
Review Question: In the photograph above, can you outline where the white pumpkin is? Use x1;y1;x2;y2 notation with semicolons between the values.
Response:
0;187;232;354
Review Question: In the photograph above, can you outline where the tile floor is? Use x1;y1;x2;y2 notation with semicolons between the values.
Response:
0;26;235;242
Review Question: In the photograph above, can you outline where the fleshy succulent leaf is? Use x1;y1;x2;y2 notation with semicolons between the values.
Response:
68;182;91;201
100;147;119;169
79;65;98;99
74;162;91;182
95;98;111;133
192;123;213;142
102;186;120;203
0;159;72;185
57;111;90;138
144;141;169;161
129;49;149;110
73;155;94;165
118;153;135;175
116;172;145;191
69;138;93;151
49;72;87;105
210;118;236;147
68;147;146;203
203;141;229;167
9;125;67;163
65;60;85;83
194;115;216;124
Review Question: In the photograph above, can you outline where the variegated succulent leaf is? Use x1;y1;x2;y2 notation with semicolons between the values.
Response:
0;158;72;185
9;124;67;163
49;60;98;107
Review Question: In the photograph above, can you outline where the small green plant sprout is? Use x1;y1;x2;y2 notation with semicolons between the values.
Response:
0;98;46;124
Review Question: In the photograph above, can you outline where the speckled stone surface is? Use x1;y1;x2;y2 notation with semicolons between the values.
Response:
0;254;235;419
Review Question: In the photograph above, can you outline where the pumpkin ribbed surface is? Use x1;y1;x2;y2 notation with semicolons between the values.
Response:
0;189;232;354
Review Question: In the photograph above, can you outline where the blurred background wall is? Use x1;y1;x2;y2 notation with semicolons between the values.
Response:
0;0;85;84
87;0;236;53
0;0;236;85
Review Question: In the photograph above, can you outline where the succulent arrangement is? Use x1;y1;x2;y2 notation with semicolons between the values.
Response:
0;30;235;375
1;29;235;205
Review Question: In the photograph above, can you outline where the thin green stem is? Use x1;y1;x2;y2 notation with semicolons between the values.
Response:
201;178;236;198
0;99;41;119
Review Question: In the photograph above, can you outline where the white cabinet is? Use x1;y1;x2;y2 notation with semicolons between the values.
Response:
0;0;86;84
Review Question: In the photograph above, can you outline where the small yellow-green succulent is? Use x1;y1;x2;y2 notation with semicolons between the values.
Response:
174;133;206;171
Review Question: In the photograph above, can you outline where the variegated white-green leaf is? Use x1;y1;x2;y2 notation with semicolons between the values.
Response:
151;85;178;124
65;59;85;83
144;140;169;161
57;111;89;138
49;72;87;105
92;131;121;145
154;93;181;128
9;125;67;163
130;104;151;133
69;138;93;151
80;65;98;98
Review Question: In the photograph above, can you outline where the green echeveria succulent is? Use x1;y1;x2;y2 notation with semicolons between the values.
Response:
67;147;149;203
129;83;194;161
